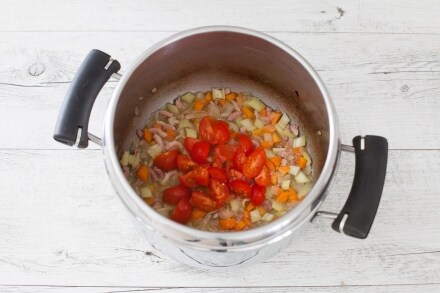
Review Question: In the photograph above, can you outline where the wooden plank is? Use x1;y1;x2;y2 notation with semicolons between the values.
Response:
1;284;440;293
1;0;440;34
0;149;438;286
0;32;439;150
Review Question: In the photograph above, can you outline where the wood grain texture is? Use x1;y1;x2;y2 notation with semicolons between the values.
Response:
1;284;440;293
1;0;440;34
0;149;438;286
0;32;439;150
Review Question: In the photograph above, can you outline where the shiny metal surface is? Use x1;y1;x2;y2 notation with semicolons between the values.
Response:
102;26;340;267
341;144;355;153
314;211;339;220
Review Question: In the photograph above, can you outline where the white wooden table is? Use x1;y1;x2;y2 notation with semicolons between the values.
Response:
1;1;439;292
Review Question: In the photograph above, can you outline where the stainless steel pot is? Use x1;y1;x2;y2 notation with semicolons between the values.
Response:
54;26;388;268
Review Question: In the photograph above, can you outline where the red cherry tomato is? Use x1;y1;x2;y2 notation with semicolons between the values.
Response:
211;157;223;168
214;144;237;161
229;179;252;198
177;154;197;172
178;172;196;188
242;146;266;178
183;137;200;154
163;185;191;205
207;166;227;183
153;150;179;171
226;167;245;181
233;148;247;171
212;120;230;144
193;166;209;186
170;197;192;224
255;165;271;186
199;116;215;141
209;178;229;205
190;141;211;164
237;134;254;155
251;184;266;206
191;191;218;212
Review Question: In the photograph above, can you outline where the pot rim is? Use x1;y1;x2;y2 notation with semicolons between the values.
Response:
103;26;340;248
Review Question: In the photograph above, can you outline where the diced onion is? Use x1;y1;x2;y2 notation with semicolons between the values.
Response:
140;186;153;198
156;207;170;217
293;136;306;148
128;153;140;169
206;102;221;117
262;213;274;222
221;102;235;117
276;113;290;130
250;209;262;223
289;166;300;176
147;144;163;158
181;92;195;103
281;179;291;190
275;124;295;138
263;133;272;141
302;151;312;165
120;151;129;166
228;122;240;132
295;171;311;183
297;183;312;199
178;119;193;130
246;98;265;111
271;200;284;212
265;150;275;159
272;148;286;154
254;118;265;129
266;186;279;198
166;103;179;114
240;118;256;131
185;128;197;138
230;198;242;213
212;88;225;100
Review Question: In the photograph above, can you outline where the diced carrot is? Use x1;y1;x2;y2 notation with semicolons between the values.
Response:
204;91;213;101
266;159;276;171
166;129;176;140
262;125;276;133
152;122;162;129
257;206;266;215
194;99;205;111
234;220;246;231
271;173;278;185
270;111;282;125
243;210;250;219
242;106;254;119
252;129;264;136
143;129;153;142
136;165;149;182
144;197;154;205
245;202;255;211
261;140;273;149
278;166;290;176
296;156;308;169
219;218;236;230
236;94;244;104
270;156;282;167
292;147;304;156
217;99;227;107
259;108;267;117
276;191;289;203
272;133;281;144
243;217;252;227
288;188;299;202
191;208;207;222
225;92;238;101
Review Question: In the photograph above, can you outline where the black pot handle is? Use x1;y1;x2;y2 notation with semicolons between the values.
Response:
53;49;120;148
330;135;388;239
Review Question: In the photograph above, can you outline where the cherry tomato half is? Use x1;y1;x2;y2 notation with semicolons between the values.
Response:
153;149;179;171
229;179;252;198
241;146;266;178
183;137;200;154
209;178;229;205
212;120;230;144
207;166;228;183
255;165;271;186
177;154;197;172
178;171;196;188
190;141;211;164
233;148;247;171
251;184;266;206
237;134;254;155
163;185;191;205
192;166;210;186
191;191;218;212
214;144;237;161
199;116;215;142
170;197;192;224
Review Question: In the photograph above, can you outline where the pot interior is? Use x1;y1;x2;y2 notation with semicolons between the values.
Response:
113;30;330;184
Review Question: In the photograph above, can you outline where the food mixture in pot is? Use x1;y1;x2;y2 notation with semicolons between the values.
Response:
120;88;313;231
